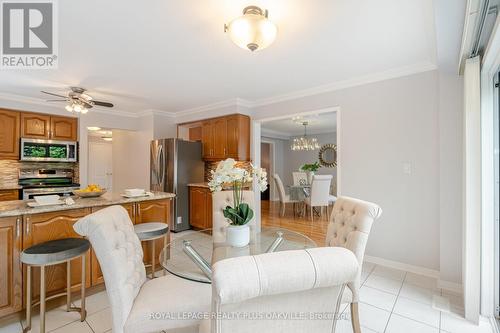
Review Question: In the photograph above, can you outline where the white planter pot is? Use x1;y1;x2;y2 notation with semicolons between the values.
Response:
306;171;315;185
226;224;250;247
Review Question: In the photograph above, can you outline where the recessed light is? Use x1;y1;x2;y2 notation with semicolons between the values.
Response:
87;126;101;131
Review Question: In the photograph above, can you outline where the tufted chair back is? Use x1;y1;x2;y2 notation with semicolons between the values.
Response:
212;190;255;243
205;247;359;333
309;175;333;206
73;205;146;333
325;196;382;302
273;174;286;203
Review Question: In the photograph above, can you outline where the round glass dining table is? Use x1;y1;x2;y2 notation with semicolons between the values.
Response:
159;227;317;284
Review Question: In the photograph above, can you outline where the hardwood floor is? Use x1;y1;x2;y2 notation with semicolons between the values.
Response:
261;200;330;246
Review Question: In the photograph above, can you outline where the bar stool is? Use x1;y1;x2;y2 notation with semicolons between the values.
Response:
134;222;169;278
21;238;90;333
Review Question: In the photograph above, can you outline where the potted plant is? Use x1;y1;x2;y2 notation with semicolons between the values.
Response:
208;158;268;247
300;161;320;184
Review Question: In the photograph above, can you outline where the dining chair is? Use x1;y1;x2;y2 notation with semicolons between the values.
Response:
304;175;332;221
73;205;211;333
200;247;359;333
325;196;382;333
273;174;300;217
292;171;308;185
212;190;255;243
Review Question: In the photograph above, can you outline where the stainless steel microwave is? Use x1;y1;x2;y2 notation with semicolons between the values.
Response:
20;138;78;162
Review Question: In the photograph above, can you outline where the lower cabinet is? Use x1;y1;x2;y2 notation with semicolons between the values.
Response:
136;200;171;273
0;216;22;317
0;198;172;318
22;209;92;304
189;186;212;229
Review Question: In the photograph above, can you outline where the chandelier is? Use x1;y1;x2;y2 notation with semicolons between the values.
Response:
65;100;89;114
291;122;320;151
224;6;278;52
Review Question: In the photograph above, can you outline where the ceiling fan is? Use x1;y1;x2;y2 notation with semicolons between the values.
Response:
41;87;114;114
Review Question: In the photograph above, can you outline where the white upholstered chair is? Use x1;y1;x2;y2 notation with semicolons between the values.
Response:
325;196;383;333
292;171;308;185
200;247;359;333
273;174;300;217
212;190;255;243
305;175;333;221
73;205;211;333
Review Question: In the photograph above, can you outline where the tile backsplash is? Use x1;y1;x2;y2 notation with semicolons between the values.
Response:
204;160;252;182
0;160;79;188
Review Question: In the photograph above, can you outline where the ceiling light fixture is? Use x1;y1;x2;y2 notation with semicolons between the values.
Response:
87;126;101;131
224;6;277;52
65;100;88;114
291;122;320;151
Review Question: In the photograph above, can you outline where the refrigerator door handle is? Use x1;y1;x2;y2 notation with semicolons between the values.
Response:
159;144;165;188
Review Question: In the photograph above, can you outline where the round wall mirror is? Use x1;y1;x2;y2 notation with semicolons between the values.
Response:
318;144;337;168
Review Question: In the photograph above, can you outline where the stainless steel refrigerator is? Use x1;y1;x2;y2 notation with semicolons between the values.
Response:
150;139;204;232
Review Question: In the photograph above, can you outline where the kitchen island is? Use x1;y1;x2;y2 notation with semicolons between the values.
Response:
0;191;174;319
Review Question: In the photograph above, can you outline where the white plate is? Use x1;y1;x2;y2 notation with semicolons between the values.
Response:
121;192;152;198
27;200;66;208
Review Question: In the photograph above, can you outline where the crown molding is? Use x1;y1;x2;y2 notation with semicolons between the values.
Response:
245;62;438;108
174;98;254;117
136;108;176;117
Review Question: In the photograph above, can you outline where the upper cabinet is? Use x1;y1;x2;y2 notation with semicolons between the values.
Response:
199;114;250;161
21;112;77;141
21;113;51;139
0;109;20;159
50;116;78;141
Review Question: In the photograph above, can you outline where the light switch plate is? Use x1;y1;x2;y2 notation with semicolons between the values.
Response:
403;162;412;175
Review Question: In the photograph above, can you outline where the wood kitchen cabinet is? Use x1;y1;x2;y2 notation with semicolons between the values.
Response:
21;113;51;139
0;190;19;202
90;203;135;286
22;208;92;303
189;186;212;229
0;109;20;159
199;114;250;161
0;216;22;317
202;121;215;159
135;200;171;273
21;112;77;141
50;116;78;141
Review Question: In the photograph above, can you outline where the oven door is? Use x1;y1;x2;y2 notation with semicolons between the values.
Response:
20;138;77;162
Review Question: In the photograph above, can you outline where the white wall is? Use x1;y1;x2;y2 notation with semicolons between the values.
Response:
253;70;451;275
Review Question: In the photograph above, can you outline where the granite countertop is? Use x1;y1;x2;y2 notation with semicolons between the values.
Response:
187;183;209;188
0;185;22;190
0;191;175;218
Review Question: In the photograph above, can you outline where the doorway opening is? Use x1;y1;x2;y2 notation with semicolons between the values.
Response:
87;128;113;191
253;107;340;245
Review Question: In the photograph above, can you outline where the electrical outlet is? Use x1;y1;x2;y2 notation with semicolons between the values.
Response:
177;216;182;224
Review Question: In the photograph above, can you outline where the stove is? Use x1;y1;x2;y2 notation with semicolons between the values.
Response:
19;168;80;200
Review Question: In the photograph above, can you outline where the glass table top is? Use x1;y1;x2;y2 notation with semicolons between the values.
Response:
159;227;317;284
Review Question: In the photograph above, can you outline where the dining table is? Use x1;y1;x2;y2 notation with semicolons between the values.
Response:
159;227;317;284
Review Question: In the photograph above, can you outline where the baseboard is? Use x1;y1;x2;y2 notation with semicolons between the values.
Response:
437;279;463;294
364;255;440;278
364;255;463;294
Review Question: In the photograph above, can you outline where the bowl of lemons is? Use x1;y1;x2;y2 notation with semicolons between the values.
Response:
73;184;107;198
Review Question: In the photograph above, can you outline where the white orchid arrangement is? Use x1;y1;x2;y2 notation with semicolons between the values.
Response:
208;158;268;226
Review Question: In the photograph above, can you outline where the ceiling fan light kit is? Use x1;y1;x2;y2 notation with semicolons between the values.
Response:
224;5;277;52
42;87;114;115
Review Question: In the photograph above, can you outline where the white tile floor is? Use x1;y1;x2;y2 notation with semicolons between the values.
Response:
0;262;493;333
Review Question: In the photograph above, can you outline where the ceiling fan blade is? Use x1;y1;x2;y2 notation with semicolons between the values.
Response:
46;99;68;102
41;91;67;98
92;101;114;107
